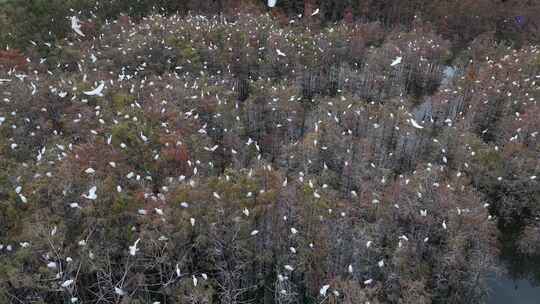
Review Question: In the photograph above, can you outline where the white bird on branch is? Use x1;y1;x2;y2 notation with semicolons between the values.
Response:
83;82;105;96
70;16;85;37
82;186;97;200
114;287;126;296
176;264;181;277
204;145;219;152
409;118;424;129
320;284;330;297
61;279;74;288
129;238;140;256
140;132;148;143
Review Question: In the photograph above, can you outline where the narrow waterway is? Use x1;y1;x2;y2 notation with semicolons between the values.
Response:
434;66;540;303
488;276;540;304
487;225;540;303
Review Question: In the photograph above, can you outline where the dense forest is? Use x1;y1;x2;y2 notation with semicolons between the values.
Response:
0;0;539;303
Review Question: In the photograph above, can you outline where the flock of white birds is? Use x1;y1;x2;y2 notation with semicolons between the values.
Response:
0;5;538;303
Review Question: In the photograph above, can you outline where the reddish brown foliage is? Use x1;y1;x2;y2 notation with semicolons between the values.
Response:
80;20;98;38
344;7;354;24
0;49;27;71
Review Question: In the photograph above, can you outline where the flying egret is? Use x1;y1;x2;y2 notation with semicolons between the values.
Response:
61;279;74;288
391;56;402;66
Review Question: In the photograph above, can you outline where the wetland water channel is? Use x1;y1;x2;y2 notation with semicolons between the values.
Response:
431;65;540;304
487;227;540;303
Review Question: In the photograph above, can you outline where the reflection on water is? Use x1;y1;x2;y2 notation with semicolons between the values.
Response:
488;276;540;304
488;226;540;303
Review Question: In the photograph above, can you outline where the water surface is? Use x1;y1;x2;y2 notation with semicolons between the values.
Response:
488;224;540;303
488;275;540;304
